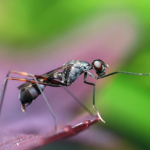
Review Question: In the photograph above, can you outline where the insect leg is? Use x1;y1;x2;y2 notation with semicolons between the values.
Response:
0;77;47;116
0;70;46;110
32;76;57;131
13;70;58;130
0;71;14;117
0;70;57;131
0;77;43;115
84;72;105;123
98;71;150;79
62;87;93;116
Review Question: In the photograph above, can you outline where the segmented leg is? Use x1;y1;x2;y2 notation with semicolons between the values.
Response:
84;72;105;123
0;70;57;131
98;71;150;79
63;87;93;116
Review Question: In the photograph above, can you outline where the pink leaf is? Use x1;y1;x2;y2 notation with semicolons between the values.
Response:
0;115;99;150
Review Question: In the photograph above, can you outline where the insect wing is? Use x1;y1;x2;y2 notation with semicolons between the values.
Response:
17;82;31;90
41;66;63;78
18;66;64;90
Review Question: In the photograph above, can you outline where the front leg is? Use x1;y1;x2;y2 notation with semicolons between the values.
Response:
84;72;105;123
86;71;98;79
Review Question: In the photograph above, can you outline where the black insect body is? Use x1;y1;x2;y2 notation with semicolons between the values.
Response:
18;83;46;112
0;59;149;131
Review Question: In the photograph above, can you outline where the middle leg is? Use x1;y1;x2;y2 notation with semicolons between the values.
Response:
63;87;93;116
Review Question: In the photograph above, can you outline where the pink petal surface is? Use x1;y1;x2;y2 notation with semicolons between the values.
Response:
0;115;99;150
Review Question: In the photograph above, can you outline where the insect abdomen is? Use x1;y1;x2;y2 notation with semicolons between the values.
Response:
18;84;45;105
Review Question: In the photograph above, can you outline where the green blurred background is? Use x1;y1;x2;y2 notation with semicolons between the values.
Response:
0;1;150;150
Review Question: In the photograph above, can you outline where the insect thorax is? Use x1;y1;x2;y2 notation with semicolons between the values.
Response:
62;60;91;86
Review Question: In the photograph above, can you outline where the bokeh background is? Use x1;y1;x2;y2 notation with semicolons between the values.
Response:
0;1;150;150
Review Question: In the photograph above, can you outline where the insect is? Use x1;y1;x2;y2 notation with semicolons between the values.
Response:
0;59;150;131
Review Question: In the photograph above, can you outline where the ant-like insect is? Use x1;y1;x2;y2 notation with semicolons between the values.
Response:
0;59;149;131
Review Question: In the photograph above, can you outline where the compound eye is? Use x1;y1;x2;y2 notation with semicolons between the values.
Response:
93;60;102;71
